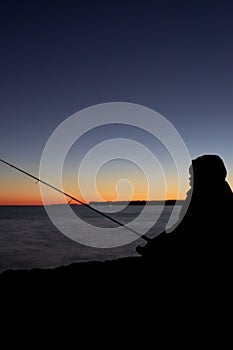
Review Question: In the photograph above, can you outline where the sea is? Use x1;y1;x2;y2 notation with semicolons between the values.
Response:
0;205;181;272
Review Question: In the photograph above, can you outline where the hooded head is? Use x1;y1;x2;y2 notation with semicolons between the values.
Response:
189;155;227;191
192;155;226;179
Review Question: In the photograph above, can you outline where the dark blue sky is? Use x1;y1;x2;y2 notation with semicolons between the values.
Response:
1;0;233;201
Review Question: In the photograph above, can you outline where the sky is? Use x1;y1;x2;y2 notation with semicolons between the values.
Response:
0;0;233;205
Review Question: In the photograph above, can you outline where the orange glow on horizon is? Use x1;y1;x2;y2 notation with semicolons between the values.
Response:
0;187;185;206
0;167;190;205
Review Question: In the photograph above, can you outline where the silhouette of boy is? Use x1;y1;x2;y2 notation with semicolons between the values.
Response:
136;154;233;265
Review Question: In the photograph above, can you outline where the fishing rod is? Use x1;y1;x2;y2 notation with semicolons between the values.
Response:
0;158;150;242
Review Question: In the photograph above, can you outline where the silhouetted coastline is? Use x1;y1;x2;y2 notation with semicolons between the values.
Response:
89;200;184;206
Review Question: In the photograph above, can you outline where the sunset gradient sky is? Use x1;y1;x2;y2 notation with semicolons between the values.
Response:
1;0;233;205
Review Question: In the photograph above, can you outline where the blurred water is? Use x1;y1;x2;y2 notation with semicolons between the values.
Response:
0;205;181;272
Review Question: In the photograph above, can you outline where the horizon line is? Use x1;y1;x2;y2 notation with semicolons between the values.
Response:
0;199;184;207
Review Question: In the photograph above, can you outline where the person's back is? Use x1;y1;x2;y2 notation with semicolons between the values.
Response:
136;155;233;269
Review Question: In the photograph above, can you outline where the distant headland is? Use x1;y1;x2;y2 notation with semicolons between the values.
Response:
0;200;184;207
89;200;184;206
